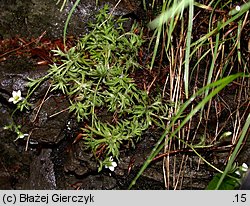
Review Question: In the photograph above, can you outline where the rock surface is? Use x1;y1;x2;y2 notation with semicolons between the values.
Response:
23;148;56;189
0;0;142;39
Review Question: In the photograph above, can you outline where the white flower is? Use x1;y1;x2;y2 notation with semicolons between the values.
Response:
235;163;248;176
235;6;241;11
105;156;118;172
8;90;23;104
242;163;248;172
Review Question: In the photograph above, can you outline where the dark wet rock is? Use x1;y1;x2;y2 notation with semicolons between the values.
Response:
142;164;164;183
0;172;14;190
0;56;70;189
63;141;98;176
0;124;31;189
0;56;49;101
0;104;13;138
64;149;90;176
0;55;69;145
99;0;142;15
0;0;143;39
24;94;70;145
81;175;117;189
0;0;91;39
23;148;56;189
63;174;117;190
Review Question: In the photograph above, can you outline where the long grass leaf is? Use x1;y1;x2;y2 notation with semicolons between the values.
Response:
149;2;167;70
184;1;193;98
148;0;193;29
63;0;81;48
205;22;220;98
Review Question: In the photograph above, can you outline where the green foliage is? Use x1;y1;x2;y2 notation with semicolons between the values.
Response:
23;5;168;168
206;162;249;190
3;123;28;141
128;73;246;189
206;173;239;190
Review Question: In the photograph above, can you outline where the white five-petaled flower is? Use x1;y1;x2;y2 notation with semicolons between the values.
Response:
105;156;117;172
235;163;248;176
241;163;248;172
235;5;241;11
8;90;23;104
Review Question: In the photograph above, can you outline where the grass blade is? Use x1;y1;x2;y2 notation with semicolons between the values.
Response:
148;0;193;29
63;0;81;48
184;0;193;98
